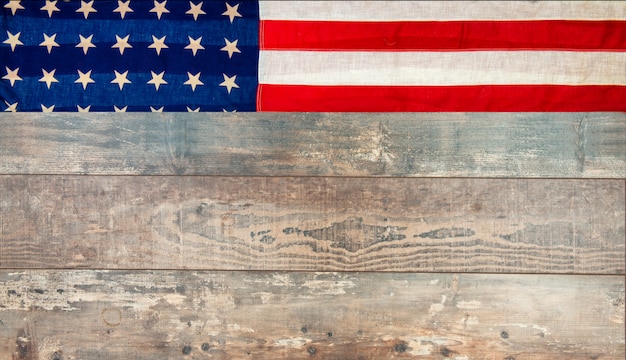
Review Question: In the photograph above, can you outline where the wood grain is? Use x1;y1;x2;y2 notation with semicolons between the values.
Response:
0;112;624;178
1;176;623;273
0;271;622;359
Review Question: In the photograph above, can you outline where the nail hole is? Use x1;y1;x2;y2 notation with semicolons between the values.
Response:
394;342;408;353
441;347;451;356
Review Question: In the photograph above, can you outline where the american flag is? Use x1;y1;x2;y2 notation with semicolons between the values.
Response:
1;0;625;112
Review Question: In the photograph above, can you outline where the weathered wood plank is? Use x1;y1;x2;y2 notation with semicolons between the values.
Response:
0;112;624;177
0;271;622;359
1;176;623;273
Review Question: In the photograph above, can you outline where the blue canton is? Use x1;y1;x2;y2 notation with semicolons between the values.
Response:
0;0;259;112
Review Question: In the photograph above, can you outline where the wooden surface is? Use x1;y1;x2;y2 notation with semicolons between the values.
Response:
0;111;625;359
0;176;623;273
0;271;623;360
0;112;624;178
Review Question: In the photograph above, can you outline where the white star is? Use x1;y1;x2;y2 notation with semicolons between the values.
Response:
114;105;128;112
40;33;60;54
4;100;18;112
184;36;204;56
150;0;169;20
147;71;167;90
148;35;168;55
220;38;241;58
187;106;200;112
219;73;239;94
75;69;95;90
2;66;22;87
184;72;203;91
150;106;164;112
41;104;55;112
40;1;60;17
186;1;205;21
111;70;131;90
4;0;24;15
222;2;241;23
222;109;237;113
112;34;132;55
39;69;59;89
76;0;97;19
4;31;23;52
113;0;133;19
77;105;91;112
76;34;96;55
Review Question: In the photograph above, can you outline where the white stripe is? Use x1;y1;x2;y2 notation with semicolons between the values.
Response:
259;51;626;86
260;1;626;21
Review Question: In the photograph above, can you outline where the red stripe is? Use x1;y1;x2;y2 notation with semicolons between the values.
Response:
257;85;626;112
260;20;626;51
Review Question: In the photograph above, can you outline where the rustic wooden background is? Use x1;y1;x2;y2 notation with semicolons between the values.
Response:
0;112;624;359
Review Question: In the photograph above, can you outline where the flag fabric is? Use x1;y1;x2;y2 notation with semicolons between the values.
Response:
1;0;259;112
1;0;625;112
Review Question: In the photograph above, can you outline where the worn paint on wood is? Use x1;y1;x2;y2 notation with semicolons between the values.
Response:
0;271;623;359
0;112;624;178
1;111;624;359
1;176;623;273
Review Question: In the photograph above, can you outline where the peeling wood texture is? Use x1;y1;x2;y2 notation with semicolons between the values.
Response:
0;271;623;359
0;112;624;178
0;176;623;273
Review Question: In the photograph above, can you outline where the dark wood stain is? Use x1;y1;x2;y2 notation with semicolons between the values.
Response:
288;216;408;252
12;328;36;360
